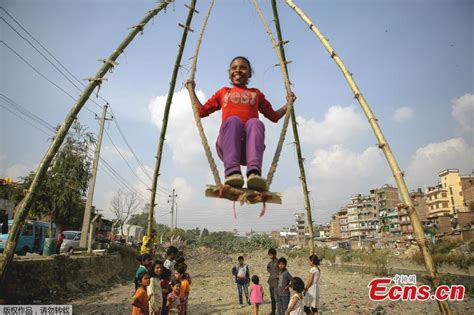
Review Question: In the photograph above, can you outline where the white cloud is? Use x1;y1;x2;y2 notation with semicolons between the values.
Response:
406;137;474;189
297;105;368;145
170;177;194;205
307;145;393;222
101;145;134;162
4;163;36;181
451;93;473;133
392;106;414;123
148;88;220;167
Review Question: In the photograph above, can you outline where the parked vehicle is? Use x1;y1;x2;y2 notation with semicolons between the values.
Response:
0;220;57;255
60;231;82;253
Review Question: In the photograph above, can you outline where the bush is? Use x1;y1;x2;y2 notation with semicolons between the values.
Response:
316;247;336;265
366;250;390;276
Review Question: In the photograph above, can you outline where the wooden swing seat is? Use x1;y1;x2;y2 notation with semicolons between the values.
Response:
205;184;282;204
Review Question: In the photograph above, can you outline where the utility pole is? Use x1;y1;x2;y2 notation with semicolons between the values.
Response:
168;189;177;229
80;105;110;248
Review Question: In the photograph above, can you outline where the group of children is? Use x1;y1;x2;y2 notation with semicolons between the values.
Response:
232;249;321;315
132;246;191;315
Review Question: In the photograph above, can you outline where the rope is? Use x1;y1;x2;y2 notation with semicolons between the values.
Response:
189;0;294;195
187;0;221;186
251;0;294;188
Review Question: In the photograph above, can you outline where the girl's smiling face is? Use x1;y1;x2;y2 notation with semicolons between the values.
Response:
229;58;250;86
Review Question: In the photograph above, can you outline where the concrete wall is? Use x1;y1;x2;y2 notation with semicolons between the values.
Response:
5;249;137;303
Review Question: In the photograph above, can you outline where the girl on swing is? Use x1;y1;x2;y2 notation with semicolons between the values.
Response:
186;56;296;191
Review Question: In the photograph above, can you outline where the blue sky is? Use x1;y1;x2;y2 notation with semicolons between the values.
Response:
1;0;472;233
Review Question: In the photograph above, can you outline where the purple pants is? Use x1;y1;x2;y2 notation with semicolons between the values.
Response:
217;116;265;177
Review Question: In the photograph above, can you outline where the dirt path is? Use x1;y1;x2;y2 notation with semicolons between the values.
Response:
70;248;473;314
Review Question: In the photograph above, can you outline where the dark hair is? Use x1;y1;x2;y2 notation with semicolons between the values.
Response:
251;275;259;284
229;56;253;78
238;256;244;261
150;260;164;278
138;272;150;282
175;262;188;273
176;257;185;264
268;248;277;256
170;279;181;287
166;246;179;257
291;277;305;293
141;253;152;263
277;257;287;266
175;266;186;275
309;254;321;266
161;267;171;281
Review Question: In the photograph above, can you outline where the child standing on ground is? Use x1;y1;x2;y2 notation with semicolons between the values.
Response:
175;266;190;315
167;280;181;314
266;248;279;315
132;272;151;315
303;255;321;315
148;261;164;315
285;277;305;315
277;257;293;315
186;56;296;191
164;246;179;275
175;257;192;285
134;253;153;290
231;256;251;305
249;275;264;315
160;267;172;315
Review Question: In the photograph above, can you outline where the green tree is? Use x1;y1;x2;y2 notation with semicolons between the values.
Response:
16;121;94;235
128;212;156;231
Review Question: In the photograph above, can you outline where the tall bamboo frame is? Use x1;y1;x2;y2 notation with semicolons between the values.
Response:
0;0;173;289
285;0;451;313
147;0;198;236
270;0;315;254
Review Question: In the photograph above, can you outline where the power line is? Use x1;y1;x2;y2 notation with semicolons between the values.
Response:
0;9;103;110
0;9;159;189
0;101;53;137
0;94;57;133
1;17;86;95
0;40;98;116
106;105;171;195
104;128;151;188
0;9;169;197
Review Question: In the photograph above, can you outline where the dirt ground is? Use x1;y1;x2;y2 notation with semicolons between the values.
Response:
70;248;473;314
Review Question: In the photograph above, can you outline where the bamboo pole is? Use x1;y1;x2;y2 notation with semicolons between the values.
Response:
0;0;172;289
250;0;294;189
285;1;451;313
147;0;197;236
187;0;221;186
270;0;314;255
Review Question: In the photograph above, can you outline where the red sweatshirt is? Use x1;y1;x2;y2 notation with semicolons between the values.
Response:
198;85;280;124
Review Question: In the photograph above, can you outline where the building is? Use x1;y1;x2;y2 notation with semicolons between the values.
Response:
410;189;429;222
438;169;468;213
461;173;474;212
373;185;401;237
329;208;348;239
294;213;307;240
275;213;310;247
346;194;378;239
0;199;15;220
339;208;349;238
329;213;340;238
426;185;451;216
